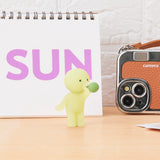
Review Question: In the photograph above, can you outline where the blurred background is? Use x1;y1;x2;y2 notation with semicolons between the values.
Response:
0;0;159;106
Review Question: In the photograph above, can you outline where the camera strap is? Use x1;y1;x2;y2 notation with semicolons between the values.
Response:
118;40;160;54
131;39;160;49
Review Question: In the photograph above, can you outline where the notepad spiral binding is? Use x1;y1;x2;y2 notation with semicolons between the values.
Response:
0;11;95;20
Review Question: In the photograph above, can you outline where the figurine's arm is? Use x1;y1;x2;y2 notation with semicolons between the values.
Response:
55;95;68;111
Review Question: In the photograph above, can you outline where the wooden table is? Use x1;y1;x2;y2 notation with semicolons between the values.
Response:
0;107;160;160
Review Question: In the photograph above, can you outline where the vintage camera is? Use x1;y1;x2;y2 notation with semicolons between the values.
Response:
117;47;160;113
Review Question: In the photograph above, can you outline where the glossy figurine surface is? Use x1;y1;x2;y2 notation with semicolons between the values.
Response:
55;68;99;127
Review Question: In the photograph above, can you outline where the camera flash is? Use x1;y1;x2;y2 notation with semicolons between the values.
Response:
124;86;130;92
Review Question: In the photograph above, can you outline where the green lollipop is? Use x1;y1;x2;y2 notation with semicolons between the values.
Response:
88;82;99;93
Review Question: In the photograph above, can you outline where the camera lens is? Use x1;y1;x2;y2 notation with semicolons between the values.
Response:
122;96;133;107
121;94;135;108
132;83;146;97
134;85;144;95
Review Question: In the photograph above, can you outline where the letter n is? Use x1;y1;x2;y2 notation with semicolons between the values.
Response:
65;49;92;79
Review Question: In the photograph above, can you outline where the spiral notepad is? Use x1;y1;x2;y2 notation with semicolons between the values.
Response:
0;11;102;117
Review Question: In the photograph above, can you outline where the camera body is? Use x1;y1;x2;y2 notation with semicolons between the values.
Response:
117;50;160;113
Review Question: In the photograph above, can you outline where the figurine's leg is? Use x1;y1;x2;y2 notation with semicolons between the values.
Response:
67;112;77;127
77;112;85;127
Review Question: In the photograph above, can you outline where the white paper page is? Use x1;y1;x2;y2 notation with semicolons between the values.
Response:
0;13;102;117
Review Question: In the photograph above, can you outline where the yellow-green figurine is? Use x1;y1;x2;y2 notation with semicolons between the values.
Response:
55;68;99;127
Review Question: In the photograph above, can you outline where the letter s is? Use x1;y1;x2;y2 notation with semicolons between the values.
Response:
7;49;28;80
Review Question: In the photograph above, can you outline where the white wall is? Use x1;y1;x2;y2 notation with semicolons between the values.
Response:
0;0;158;106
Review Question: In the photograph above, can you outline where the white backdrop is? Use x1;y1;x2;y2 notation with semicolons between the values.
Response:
0;0;158;106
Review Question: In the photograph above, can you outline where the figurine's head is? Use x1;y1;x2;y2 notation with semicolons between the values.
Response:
64;68;90;93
